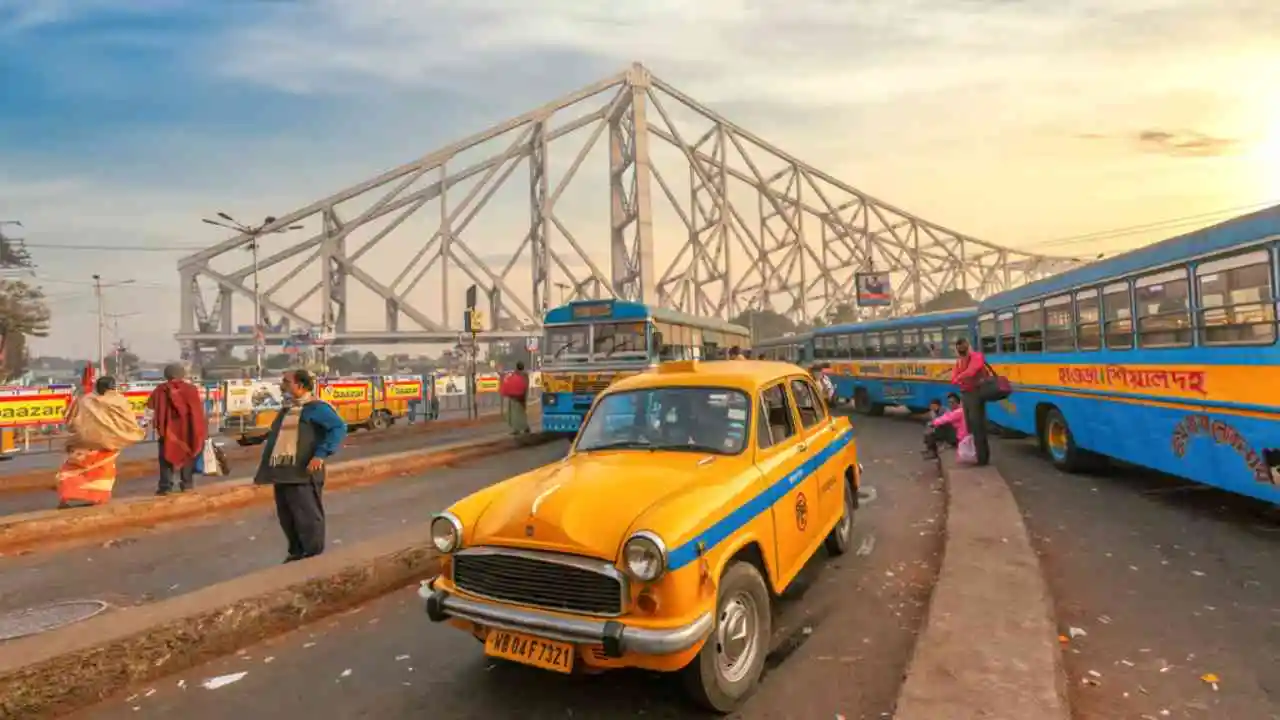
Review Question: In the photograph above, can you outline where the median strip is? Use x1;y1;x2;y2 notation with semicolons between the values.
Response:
0;432;551;555
0;412;509;496
0;523;442;720
894;459;1070;720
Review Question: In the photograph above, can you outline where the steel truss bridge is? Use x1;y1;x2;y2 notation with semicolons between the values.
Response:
177;62;1077;360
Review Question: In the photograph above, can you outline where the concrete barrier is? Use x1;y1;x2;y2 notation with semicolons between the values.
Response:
0;411;511;495
894;460;1070;720
0;523;442;720
0;433;552;555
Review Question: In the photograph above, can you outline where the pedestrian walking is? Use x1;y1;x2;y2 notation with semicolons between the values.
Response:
950;338;991;466
499;362;531;434
255;369;348;563
146;363;207;496
810;364;835;404
57;376;146;508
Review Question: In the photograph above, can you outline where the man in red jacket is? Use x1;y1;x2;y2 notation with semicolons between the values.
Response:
950;337;990;466
146;364;208;495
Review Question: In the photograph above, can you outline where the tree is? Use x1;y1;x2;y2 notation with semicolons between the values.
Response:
104;349;140;378
0;280;50;383
359;351;381;374
730;309;797;342
264;353;293;371
3;330;28;381
918;289;977;313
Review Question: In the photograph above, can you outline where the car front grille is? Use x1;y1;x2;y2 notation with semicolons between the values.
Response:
452;548;625;616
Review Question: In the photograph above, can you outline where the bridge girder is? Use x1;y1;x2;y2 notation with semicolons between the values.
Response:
177;62;1078;356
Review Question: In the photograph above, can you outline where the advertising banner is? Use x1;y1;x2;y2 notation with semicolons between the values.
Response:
385;379;424;401
320;380;372;405
434;375;466;397
476;374;500;394
0;392;70;427
855;271;893;307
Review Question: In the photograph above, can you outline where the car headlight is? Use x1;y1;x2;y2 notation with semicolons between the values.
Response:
430;513;463;554
623;531;667;582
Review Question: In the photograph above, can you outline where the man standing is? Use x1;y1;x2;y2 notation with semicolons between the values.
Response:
146;364;207;496
255;369;347;563
499;362;531;434
950;338;990;466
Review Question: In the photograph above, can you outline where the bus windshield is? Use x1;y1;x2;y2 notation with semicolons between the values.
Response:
545;325;589;360
592;322;648;359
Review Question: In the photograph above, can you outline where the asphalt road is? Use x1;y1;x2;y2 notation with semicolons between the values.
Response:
991;431;1280;719
0;437;569;616
70;416;948;720
0;419;501;518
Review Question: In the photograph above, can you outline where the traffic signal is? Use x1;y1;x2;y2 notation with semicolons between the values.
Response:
463;308;485;333
465;284;478;310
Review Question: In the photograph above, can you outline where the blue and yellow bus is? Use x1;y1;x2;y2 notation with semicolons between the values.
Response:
538;300;752;434
980;204;1280;505
813;309;978;414
753;332;814;365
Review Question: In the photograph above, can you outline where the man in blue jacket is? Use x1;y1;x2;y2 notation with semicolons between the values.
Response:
255;369;348;562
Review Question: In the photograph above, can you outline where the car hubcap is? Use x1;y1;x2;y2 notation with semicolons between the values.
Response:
837;482;853;536
716;592;759;683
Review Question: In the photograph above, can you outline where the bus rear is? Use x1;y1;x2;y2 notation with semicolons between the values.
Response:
981;205;1280;505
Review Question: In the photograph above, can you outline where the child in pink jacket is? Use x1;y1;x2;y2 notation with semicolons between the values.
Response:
923;393;969;461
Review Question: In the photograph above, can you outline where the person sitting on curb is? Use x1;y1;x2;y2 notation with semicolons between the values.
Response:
923;393;967;461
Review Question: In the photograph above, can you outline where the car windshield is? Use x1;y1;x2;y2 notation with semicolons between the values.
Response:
576;387;751;455
545;325;589;360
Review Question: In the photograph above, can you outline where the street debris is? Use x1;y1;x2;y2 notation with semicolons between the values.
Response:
1201;672;1220;691
1068;626;1087;639
201;672;247;690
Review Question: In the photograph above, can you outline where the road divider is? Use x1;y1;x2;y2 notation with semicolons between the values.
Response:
894;460;1070;720
0;433;551;555
0;412;510;496
0;522;442;720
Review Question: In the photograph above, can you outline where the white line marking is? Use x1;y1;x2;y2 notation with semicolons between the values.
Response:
856;535;876;556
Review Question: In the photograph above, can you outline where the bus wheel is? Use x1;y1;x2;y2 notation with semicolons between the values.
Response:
369;411;392;431
853;389;883;416
1040;407;1086;473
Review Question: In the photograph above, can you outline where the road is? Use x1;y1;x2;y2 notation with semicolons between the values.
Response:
990;428;1280;719
0;419;501;518
70;416;948;720
0;409;486;475
0;437;569;616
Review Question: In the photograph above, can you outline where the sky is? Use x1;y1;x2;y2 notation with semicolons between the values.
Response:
0;0;1276;361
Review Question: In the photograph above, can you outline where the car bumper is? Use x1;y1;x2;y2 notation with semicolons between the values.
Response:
419;579;713;657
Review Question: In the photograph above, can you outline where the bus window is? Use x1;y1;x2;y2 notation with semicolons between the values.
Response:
1135;268;1192;348
978;314;997;354
1017;303;1044;353
902;329;922;357
1102;282;1133;350
848;334;865;358
1196;249;1276;345
943;325;969;357
546;325;590;360
921;328;943;357
1075;289;1101;350
1044;295;1074;351
997;312;1016;353
882;331;901;358
865;333;882;358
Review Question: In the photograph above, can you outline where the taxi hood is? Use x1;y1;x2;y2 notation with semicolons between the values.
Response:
468;451;720;561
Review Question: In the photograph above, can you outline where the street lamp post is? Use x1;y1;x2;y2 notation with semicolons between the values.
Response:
202;213;303;378
92;275;136;376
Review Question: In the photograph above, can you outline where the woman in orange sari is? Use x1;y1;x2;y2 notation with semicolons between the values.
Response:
57;376;145;508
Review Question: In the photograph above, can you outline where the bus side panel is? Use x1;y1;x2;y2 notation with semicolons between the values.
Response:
988;389;1280;506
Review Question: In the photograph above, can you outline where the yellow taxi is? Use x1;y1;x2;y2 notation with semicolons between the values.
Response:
420;360;861;712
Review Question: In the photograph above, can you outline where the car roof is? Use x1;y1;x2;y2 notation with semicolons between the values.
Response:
606;360;808;394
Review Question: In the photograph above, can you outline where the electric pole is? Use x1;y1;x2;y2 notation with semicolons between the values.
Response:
202;213;303;378
93;275;103;376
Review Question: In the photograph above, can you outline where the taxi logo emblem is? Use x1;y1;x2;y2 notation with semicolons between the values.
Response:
795;492;808;531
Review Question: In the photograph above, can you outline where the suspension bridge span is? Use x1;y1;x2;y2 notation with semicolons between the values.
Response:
175;62;1078;359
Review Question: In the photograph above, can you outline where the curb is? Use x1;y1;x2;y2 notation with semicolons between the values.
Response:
0;433;552;555
893;459;1070;720
0;523;441;720
0;413;507;496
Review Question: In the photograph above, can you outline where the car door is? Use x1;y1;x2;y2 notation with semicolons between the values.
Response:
789;376;844;531
756;381;821;587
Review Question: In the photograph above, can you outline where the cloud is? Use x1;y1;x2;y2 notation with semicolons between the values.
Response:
1135;129;1239;158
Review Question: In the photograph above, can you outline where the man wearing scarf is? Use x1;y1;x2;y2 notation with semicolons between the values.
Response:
255;369;348;563
145;363;208;496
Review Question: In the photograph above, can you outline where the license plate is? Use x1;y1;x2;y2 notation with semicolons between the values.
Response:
484;629;574;673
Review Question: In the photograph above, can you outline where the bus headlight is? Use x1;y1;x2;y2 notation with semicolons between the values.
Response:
623;531;666;582
430;513;463;554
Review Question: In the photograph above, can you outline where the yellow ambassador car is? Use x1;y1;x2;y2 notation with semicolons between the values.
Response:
420;360;862;712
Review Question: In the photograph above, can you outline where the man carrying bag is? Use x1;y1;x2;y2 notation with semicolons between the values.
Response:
950;337;1011;467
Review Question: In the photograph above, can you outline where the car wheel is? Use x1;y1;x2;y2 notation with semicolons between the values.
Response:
682;561;772;714
824;473;856;556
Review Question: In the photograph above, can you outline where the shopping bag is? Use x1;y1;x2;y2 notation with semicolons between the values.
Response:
956;435;977;464
199;439;220;476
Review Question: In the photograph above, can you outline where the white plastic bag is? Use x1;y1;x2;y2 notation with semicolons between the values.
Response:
200;439;220;476
956;435;977;465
